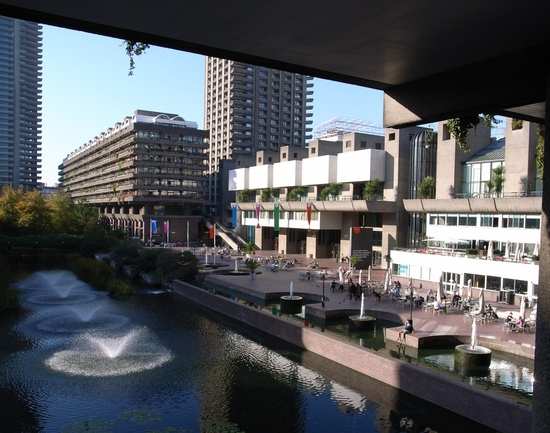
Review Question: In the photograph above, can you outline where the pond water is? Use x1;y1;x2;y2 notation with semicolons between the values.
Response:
1;270;498;433
326;319;534;403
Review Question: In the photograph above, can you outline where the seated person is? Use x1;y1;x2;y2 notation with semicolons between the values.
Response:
399;319;414;340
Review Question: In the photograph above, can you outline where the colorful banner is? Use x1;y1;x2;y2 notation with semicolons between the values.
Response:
164;220;170;243
273;199;280;234
306;202;312;227
231;204;238;228
151;219;158;234
255;202;261;229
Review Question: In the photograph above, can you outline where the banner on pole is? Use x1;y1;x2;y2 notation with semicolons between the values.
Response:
255;202;261;228
231;204;238;228
306;202;312;227
273;199;280;234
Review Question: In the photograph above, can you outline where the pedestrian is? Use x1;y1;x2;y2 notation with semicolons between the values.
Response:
330;280;337;293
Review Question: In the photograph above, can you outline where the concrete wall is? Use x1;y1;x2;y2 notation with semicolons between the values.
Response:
504;120;538;194
435;121;491;199
306;230;317;258
171;280;531;433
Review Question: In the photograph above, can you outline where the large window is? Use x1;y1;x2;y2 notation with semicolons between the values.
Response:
462;160;503;197
502;215;525;228
526;216;541;229
480;215;499;227
464;273;485;289
458;215;477;226
503;278;528;294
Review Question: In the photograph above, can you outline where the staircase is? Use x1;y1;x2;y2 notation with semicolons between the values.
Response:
215;223;246;251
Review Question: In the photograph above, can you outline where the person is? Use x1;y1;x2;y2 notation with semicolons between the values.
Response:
426;288;434;302
330;280;337;293
398;319;414;341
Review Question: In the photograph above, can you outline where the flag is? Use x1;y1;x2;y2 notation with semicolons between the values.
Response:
255;202;261;229
273;199;280;234
208;225;215;239
306;202;312;227
151;219;158;234
231;203;238;228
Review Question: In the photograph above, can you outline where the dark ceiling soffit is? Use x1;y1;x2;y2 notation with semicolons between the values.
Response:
384;45;549;128
0;3;389;90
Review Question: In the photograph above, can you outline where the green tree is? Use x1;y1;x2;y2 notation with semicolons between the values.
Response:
417;176;435;199
245;259;260;280
16;190;51;234
124;41;150;75
492;166;505;196
242;241;257;255
446;114;498;152
0;186;22;233
363;179;384;200
260;188;278;202
536;124;544;177
49;192;97;234
319;183;342;200
287;186;308;201
237;189;253;202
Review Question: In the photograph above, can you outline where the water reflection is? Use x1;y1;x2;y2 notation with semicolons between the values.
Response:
0;269;497;433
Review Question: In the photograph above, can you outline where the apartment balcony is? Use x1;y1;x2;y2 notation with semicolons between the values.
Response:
390;247;539;289
404;196;542;214
237;198;396;213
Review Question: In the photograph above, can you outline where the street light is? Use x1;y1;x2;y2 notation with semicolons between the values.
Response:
321;271;326;308
409;278;414;331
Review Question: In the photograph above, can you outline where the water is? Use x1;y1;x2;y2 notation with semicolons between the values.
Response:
0;269;498;433
326;319;534;402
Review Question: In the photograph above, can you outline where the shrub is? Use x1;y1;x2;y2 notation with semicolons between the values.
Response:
71;257;114;290
107;279;135;298
466;249;478;256
287;186;308;201
111;240;142;266
319;183;342;200
363;179;384;200
418;176;435;199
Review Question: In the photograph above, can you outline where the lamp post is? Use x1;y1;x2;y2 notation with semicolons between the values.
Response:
321;271;326;308
409;278;414;331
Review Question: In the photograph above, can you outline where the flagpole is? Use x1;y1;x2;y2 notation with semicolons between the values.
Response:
186;220;190;249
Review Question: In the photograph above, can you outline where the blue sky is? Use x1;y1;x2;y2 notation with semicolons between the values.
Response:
41;25;383;185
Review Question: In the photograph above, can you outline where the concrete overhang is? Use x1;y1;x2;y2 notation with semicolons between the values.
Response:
237;200;396;213
1;1;549;127
403;197;542;214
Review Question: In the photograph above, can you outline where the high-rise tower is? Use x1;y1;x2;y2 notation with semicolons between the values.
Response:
0;16;42;189
204;57;313;218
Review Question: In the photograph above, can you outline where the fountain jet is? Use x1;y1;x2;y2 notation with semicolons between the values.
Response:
88;329;141;359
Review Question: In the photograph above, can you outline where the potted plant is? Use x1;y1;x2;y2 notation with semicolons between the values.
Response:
245;259;260;280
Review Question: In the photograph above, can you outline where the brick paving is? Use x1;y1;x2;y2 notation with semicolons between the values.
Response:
203;251;535;357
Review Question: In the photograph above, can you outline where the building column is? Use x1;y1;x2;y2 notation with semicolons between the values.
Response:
534;78;550;433
339;214;353;260
306;230;317;259
278;228;288;255
254;226;263;250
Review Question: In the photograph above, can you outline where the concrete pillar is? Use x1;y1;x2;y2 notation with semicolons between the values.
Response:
504;120;538;195
534;80;550;433
306;230;317;258
382;213;397;260
254;226;263;250
278;228;288;255
340;213;353;259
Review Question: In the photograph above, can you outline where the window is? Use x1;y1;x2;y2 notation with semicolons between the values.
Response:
360;141;367;149
345;140;351;148
447;216;458;226
293;152;298;159
480;216;499;227
443;124;450;140
503;278;528;294
429;215;438;225
258;157;262;163
311;147;316;154
502;215;524;228
487;276;501;291
282;152;287;159
437;215;446;225
375;142;382;150
389;132;395;141
526;217;540;229
459;215;477;226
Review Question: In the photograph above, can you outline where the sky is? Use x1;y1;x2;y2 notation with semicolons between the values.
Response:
41;25;383;185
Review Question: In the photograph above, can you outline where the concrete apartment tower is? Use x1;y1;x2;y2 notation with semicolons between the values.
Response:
204;57;313;220
0;17;42;189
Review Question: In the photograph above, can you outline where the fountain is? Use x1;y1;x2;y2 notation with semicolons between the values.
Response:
45;327;173;377
348;292;376;329
454;317;492;376
280;281;303;314
34;304;129;334
22;271;97;306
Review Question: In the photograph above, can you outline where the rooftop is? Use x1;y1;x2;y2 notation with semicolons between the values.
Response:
466;138;506;163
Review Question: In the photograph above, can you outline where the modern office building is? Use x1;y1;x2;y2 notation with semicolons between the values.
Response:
205;57;313;220
0;16;42;189
228;125;430;265
390;119;542;303
59;110;208;243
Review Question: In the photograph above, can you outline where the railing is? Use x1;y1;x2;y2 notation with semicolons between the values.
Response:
453;191;543;199
392;247;538;264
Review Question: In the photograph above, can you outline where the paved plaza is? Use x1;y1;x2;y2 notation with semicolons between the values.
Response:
202;251;535;358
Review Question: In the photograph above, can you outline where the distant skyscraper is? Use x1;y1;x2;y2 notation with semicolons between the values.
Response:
204;57;313;214
0;16;42;189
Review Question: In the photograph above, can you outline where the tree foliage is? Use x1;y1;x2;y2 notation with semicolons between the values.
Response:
417;176;435;199
363;179;384;200
537;124;545;177
319;183;342;200
124;41;150;75
287;186;308;201
446;114;498;152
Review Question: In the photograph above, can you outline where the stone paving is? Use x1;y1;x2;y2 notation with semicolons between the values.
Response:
202;252;535;358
